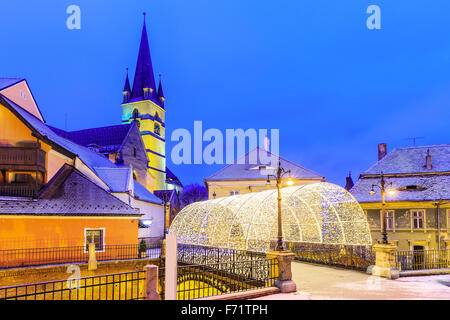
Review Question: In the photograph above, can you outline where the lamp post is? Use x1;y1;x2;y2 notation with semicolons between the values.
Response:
162;192;170;235
266;158;294;251
370;174;396;245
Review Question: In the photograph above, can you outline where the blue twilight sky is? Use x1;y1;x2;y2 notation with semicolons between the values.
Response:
1;0;450;187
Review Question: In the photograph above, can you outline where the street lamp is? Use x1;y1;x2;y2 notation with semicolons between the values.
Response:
266;158;292;251
369;174;396;245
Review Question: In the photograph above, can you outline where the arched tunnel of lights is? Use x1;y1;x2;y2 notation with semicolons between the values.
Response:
169;182;372;253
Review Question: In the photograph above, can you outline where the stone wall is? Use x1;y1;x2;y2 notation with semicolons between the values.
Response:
0;258;160;287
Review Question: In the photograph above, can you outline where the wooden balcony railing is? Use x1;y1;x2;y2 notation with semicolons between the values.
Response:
0;184;40;198
0;147;46;172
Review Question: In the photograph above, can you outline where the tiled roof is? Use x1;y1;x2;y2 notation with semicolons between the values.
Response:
134;180;163;204
363;145;450;175
0;165;140;216
205;147;325;181
0;78;23;90
350;174;450;203
351;144;450;202
166;167;183;187
49;124;133;154
0;95;120;187
94;167;132;193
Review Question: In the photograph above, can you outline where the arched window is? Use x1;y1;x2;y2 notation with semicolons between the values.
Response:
154;122;160;136
132;109;139;119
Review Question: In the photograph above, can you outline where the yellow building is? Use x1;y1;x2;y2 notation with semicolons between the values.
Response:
350;143;450;251
204;147;325;199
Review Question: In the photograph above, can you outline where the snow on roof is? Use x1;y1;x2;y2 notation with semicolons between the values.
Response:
364;145;450;175
205;147;325;181
351;144;450;202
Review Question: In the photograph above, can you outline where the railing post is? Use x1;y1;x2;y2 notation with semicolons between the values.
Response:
165;234;177;300
371;244;399;279
266;250;296;293
88;243;97;271
144;265;159;300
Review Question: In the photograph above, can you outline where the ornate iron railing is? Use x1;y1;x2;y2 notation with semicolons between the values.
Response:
0;243;161;269
0;270;145;300
396;249;450;271
158;257;278;300
176;244;267;266
288;242;375;271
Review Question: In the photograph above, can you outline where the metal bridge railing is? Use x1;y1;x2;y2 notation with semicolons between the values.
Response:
396;249;450;271
158;257;278;300
0;270;146;300
288;242;375;271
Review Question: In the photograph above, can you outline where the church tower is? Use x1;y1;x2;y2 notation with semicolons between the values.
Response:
122;13;167;191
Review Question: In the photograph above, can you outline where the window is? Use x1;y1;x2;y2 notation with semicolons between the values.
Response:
154;122;160;136
132;109;139;119
412;210;424;229
133;146;137;158
85;229;104;251
230;190;240;196
385;210;394;230
13;173;31;183
447;210;450;229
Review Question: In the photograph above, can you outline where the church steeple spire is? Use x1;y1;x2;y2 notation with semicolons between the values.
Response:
123;68;131;103
157;74;165;108
131;13;157;102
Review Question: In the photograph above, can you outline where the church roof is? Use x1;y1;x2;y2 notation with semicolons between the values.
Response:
0;164;140;216
166;167;183;187
205;147;325;181
49;123;134;154
130;14;158;104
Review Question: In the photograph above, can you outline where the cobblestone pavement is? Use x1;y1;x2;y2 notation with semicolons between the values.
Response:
253;261;450;300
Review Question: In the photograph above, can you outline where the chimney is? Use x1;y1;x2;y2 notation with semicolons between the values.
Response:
378;143;387;160
345;172;354;191
426;149;432;170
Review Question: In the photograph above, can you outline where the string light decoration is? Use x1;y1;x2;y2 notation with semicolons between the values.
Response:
169;182;372;252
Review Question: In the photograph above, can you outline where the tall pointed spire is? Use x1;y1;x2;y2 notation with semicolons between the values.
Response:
157;74;165;108
123;68;131;93
123;68;131;103
131;12;157;102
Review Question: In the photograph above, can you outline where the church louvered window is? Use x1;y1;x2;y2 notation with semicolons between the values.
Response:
154;122;160;136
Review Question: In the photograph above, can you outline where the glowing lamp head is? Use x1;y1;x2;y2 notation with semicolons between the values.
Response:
387;188;396;196
265;177;271;187
369;188;376;196
286;177;294;186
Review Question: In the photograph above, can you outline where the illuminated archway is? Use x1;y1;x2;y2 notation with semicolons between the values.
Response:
169;182;372;252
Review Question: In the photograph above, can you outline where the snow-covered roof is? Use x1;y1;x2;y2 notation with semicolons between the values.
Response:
205;147;325;181
351;174;450;202
133;180;163;205
351;144;450;202
363;145;450;175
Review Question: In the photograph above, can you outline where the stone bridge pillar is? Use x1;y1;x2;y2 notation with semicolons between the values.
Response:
371;244;399;279
266;250;297;293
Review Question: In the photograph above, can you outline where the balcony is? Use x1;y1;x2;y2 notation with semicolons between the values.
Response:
0;146;46;172
0;146;46;198
0;184;40;198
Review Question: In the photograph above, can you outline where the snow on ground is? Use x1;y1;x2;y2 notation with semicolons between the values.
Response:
253;261;450;300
